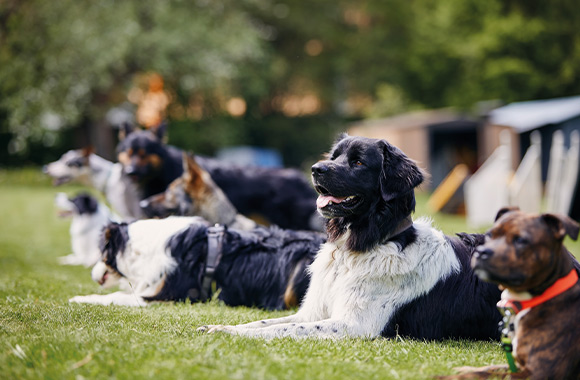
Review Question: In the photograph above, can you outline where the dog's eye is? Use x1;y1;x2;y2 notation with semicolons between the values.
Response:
512;235;528;245
352;160;363;167
67;160;83;168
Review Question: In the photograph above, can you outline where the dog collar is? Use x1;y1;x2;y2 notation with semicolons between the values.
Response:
496;269;578;374
200;224;225;301
382;215;413;243
497;269;579;314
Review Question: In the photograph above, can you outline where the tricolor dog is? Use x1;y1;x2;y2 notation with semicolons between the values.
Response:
117;123;323;230
55;192;115;267
441;208;580;379
139;153;257;231
69;216;326;308
199;134;501;340
43;148;144;220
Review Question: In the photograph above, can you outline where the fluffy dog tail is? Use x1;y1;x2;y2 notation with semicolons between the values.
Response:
99;222;129;269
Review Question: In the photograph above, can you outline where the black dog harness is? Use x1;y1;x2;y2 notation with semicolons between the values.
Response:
200;224;226;301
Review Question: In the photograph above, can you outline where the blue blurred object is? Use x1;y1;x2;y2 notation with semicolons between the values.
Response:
216;146;283;168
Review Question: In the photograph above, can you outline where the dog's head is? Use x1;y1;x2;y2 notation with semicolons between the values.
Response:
140;153;214;218
116;123;168;183
43;148;93;186
312;134;425;251
472;207;580;293
92;222;129;288
55;192;99;218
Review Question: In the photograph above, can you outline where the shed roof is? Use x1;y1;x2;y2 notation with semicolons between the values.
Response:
349;109;460;132
488;95;580;132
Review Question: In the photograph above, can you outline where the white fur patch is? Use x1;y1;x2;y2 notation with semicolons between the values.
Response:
202;218;461;338
57;195;114;267
70;216;201;306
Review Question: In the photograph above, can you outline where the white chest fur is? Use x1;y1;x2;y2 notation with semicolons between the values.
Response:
300;219;461;335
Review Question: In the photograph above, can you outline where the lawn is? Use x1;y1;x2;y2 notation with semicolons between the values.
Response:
1;168;578;380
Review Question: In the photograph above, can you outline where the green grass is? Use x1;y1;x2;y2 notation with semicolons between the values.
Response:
1;168;578;380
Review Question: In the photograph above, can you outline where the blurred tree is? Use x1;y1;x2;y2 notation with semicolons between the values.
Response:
0;0;267;156
1;0;580;165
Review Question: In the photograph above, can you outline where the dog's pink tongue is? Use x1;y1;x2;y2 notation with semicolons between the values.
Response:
317;195;346;208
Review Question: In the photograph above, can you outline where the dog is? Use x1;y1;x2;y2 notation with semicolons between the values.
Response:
139;153;257;230
199;133;502;340
55;192;115;267
43;148;144;220
117;123;323;231
439;207;580;379
69;216;326;307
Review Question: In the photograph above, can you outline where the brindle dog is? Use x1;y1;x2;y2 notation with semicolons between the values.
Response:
440;207;580;380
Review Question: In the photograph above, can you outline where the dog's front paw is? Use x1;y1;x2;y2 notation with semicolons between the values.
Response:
69;295;103;304
69;295;90;303
59;255;80;266
197;325;235;334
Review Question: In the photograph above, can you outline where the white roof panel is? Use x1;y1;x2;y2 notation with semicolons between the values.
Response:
488;95;580;132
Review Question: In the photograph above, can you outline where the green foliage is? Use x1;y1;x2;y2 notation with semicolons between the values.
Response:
0;0;266;153
2;0;580;163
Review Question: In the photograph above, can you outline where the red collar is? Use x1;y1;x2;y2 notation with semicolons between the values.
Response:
497;269;579;314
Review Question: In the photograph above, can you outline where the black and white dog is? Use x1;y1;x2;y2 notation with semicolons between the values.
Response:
69;216;326;308
44;148;144;220
55;192;115;267
200;134;502;340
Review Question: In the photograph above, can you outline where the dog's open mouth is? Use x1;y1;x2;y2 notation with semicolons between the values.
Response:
53;176;72;186
315;186;361;210
98;271;109;286
57;210;74;218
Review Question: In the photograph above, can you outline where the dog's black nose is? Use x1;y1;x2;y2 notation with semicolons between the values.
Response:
312;162;329;174
475;246;493;260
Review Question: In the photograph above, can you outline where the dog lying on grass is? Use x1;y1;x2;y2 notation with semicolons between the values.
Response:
199;134;501;340
69;216;325;308
117;123;323;230
439;207;580;379
55;192;115;267
139;153;257;230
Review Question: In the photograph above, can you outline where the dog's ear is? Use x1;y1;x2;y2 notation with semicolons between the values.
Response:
153;120;168;141
379;140;424;201
323;133;349;160
495;207;519;222
81;146;94;157
334;132;349;144
183;153;206;192
541;213;580;241
118;122;135;141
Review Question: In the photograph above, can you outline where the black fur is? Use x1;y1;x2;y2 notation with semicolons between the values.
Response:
99;222;129;277
118;125;319;230
117;126;183;198
382;233;502;340
107;221;326;308
195;156;319;230
70;193;99;215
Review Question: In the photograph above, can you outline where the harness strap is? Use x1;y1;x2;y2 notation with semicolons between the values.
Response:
200;224;225;301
